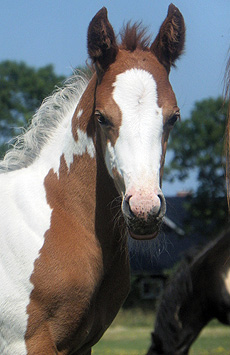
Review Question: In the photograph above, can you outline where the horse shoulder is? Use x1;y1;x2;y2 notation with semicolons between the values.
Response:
25;225;129;352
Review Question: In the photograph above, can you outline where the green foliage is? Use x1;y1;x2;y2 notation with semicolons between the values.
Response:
166;97;229;236
0;60;65;158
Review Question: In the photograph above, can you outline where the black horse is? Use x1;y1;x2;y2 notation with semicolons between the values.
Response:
146;228;230;355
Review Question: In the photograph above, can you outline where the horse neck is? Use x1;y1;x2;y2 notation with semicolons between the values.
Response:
76;74;126;251
43;74;124;251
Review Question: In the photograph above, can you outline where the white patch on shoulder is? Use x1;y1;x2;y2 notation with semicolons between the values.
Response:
223;268;230;295
0;99;93;353
0;166;51;354
110;68;163;191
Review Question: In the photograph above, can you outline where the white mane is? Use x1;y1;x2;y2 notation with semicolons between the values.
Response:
0;73;89;173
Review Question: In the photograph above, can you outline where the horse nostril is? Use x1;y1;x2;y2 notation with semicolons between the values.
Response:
123;194;135;218
124;194;132;203
123;191;166;220
157;193;166;217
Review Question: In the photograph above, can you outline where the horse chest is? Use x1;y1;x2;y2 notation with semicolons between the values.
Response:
67;252;130;354
26;227;129;354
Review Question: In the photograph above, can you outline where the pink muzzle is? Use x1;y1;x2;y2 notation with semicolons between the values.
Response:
122;187;166;240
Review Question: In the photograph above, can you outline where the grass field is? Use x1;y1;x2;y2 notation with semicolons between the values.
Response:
92;309;230;355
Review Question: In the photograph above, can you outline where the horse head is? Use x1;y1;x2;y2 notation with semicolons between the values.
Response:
81;5;185;240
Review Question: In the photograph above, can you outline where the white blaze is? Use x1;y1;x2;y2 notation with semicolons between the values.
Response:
106;68;163;192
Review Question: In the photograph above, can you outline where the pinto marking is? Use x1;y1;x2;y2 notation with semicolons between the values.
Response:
0;77;88;355
62;127;95;172
0;168;52;355
111;68;163;191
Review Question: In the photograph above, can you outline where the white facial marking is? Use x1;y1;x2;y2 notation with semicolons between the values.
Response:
108;68;163;191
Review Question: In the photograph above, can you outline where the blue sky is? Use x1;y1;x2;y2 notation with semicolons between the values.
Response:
1;0;230;195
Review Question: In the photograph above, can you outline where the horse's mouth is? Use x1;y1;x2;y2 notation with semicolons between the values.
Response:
121;193;166;240
129;229;159;240
127;219;162;240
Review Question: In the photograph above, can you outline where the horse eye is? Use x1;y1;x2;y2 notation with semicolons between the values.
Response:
95;112;110;126
168;112;180;126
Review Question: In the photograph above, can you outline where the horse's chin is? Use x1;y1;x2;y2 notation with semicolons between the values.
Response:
122;209;163;241
129;229;159;240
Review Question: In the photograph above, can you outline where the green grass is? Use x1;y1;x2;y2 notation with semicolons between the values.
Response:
190;321;230;355
92;309;230;355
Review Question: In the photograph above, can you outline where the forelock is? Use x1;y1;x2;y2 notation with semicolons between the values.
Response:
119;22;151;52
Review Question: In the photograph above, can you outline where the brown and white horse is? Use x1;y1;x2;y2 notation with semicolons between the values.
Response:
0;5;185;354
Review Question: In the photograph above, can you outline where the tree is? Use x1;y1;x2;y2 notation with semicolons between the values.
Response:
166;97;229;237
0;61;65;157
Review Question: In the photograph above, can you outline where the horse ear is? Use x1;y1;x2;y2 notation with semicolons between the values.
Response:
87;7;118;80
150;4;185;73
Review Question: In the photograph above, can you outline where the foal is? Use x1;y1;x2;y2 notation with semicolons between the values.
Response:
0;5;185;354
